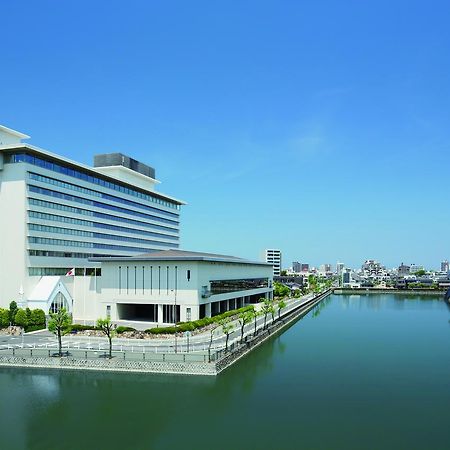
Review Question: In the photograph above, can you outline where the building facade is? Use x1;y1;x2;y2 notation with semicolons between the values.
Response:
264;249;282;276
0;125;184;313
441;260;449;273
92;250;273;324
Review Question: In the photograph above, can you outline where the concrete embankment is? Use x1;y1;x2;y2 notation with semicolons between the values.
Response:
0;290;332;376
333;288;445;296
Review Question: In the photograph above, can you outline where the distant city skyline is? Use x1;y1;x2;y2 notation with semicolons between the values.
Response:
2;1;450;269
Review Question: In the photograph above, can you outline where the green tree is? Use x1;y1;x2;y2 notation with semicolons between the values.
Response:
0;308;9;328
14;309;28;328
97;318;117;359
280;270;287;276
261;299;274;330
251;307;261;336
48;308;72;357
274;282;290;298
9;301;18;325
238;311;253;343
208;326;217;362
31;309;46;327
278;299;286;320
25;308;32;325
219;318;234;352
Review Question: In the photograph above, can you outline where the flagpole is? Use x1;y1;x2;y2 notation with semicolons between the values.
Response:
83;267;86;325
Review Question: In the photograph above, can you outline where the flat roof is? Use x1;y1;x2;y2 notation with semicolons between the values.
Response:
0;143;186;205
90;249;272;266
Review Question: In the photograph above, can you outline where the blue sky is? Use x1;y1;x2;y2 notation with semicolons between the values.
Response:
2;0;450;269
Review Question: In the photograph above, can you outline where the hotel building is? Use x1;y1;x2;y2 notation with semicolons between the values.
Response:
0;125;183;315
0;125;273;325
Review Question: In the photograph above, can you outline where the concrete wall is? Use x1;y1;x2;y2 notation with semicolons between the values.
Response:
0;163;28;307
97;259;273;324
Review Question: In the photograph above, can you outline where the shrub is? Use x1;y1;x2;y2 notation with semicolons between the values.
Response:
116;326;136;334
25;324;46;333
69;324;98;332
145;305;254;334
15;308;28;328
147;326;179;334
0;308;9;328
31;309;46;327
9;301;18;325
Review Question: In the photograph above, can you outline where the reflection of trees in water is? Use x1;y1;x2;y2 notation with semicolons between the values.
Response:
311;296;332;318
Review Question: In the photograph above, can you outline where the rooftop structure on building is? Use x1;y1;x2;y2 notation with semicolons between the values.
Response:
0;124;184;311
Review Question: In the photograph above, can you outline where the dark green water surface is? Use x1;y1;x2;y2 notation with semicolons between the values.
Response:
1;294;449;450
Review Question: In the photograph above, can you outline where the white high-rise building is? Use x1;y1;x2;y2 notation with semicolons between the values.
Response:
0;124;184;313
264;249;282;276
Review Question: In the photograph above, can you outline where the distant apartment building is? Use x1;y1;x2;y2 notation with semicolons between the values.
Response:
336;262;344;276
264;249;282;276
342;268;352;286
292;261;301;273
441;260;449;272
410;264;424;274
301;263;309;272
398;263;410;276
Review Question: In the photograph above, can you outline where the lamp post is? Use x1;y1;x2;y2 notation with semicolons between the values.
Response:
174;287;178;353
171;288;178;353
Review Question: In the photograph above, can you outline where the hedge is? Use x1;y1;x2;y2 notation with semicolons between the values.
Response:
69;324;98;332
116;326;136;334
25;324;47;333
146;305;254;334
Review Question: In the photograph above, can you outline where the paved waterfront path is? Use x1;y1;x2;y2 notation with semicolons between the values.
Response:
0;293;318;355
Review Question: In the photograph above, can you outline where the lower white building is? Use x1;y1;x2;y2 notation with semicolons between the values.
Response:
89;250;273;325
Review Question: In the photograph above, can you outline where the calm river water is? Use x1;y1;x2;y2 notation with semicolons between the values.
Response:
1;294;449;450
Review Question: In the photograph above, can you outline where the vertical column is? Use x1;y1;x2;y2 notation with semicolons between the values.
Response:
157;304;163;324
206;303;211;318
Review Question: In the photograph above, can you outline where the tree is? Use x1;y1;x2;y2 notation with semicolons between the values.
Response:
14;308;28;328
274;282;290;298
219;318;234;352
261;299;274;330
97;318;117;359
280;270;287;276
0;308;9;328
48;308;72;356
26;308;32;325
238;311;253;343
9;301;18;326
251;307;261;336
278;300;286;320
208;326;217;362
31;309;46;327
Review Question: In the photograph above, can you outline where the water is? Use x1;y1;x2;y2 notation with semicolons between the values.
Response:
1;294;449;450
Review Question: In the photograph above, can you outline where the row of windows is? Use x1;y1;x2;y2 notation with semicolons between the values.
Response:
9;152;180;210
210;278;270;294
29;211;178;241
29;172;178;219
29;267;102;276
29;250;106;258
29;236;178;253
28;223;175;247
28;185;179;226
28;198;178;233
